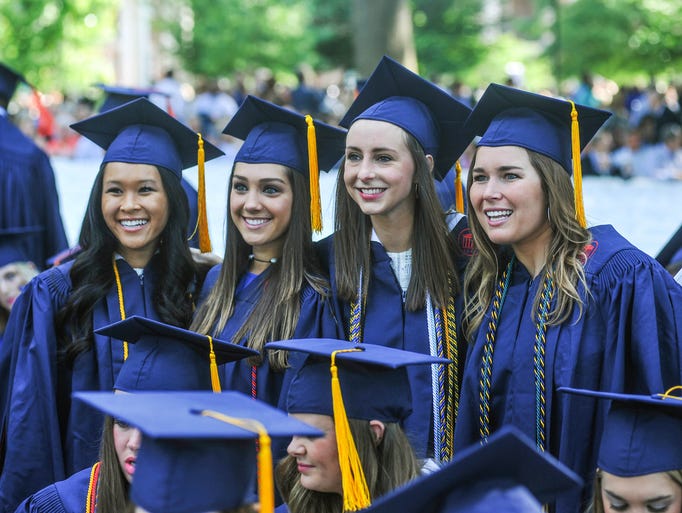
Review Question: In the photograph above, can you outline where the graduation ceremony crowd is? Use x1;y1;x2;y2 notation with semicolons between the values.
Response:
1;52;682;513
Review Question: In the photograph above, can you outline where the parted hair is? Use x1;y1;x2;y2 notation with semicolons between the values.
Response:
332;130;461;312
275;419;420;513
190;165;328;371
57;165;195;362
462;148;592;342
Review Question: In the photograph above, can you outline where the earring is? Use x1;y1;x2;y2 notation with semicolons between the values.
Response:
414;182;420;199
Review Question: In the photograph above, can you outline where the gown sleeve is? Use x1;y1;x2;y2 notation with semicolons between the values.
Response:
0;268;72;513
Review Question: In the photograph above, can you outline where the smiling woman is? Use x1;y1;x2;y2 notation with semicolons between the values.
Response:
0;98;224;513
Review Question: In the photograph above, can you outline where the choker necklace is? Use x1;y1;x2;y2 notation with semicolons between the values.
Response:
249;254;278;264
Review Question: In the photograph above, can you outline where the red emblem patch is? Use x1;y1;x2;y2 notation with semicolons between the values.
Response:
579;240;598;264
458;228;475;257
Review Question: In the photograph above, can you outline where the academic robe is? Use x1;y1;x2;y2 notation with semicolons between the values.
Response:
13;467;93;513
315;213;470;459
0;114;68;269
0;257;161;513
181;178;200;249
198;265;340;411
453;225;682;513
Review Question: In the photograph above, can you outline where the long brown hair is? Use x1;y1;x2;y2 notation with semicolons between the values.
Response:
97;416;134;513
191;165;328;370
275;419;419;513
587;469;682;513
462;148;592;341
333;130;460;312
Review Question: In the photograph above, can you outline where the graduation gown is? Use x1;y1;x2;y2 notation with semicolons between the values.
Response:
13;467;93;513
197;265;340;410
453;225;682;513
316;213;470;459
0;114;68;269
0;257;161;513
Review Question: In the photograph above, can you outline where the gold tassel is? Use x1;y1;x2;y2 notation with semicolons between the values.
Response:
198;411;274;513
207;335;222;393
330;349;371;511
305;115;322;233
568;101;587;228
197;133;212;252
454;160;464;214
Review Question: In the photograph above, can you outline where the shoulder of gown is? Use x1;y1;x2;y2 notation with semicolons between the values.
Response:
13;467;92;513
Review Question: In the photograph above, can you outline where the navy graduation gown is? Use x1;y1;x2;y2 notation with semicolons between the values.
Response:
197;265;340;410
316;214;470;459
14;467;92;513
0;258;160;513
181;178;200;249
0;114;68;269
454;225;682;513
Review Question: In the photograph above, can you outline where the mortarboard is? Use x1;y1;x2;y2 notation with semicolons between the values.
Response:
93;83;169;113
0;226;41;268
223;95;346;232
70;98;221;251
266;338;450;511
74;390;323;513
363;426;582;513
95;315;258;393
559;386;682;477
464;83;612;226
0;62;27;101
338;55;473;182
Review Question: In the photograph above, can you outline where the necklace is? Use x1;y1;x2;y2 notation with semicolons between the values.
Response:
249;254;278;264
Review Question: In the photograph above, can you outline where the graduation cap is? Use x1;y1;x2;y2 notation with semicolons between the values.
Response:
338;55;473;182
93;83;169;113
364;426;582;513
223;95;346;232
0;62;27;101
95;315;258;393
464;83;612;227
559;386;682;477
74;390;323;513
0;226;41;268
266;338;450;511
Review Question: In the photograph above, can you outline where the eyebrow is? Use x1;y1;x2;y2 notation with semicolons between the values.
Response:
345;145;398;154
472;164;524;173
232;174;287;184
604;490;673;503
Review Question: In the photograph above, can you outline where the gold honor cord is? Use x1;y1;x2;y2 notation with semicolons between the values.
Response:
112;258;128;360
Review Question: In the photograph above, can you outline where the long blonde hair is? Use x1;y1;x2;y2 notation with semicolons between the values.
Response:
275;420;419;513
462;148;592;341
191;166;328;370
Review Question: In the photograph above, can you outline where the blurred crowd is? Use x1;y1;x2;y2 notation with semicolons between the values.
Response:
7;66;682;181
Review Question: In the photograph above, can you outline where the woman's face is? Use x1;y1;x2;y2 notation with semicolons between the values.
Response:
344;119;417;224
101;162;169;268
0;262;36;311
113;419;142;484
287;413;342;495
469;145;551;257
601;471;682;513
229;162;293;261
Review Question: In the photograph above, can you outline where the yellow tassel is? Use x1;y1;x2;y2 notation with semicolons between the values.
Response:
207;335;221;393
454;160;464;214
568;101;587;228
330;349;371;511
305;115;322;233
198;411;274;513
197;133;212;252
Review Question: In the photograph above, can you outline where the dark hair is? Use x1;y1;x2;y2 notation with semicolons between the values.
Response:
275;420;419;513
57;165;195;362
191;164;328;370
332;129;460;311
97;416;134;513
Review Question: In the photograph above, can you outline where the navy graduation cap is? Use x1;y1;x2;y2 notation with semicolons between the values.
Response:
0;62;26;101
74;390;323;513
93;83;169;113
559;386;682;477
95;315;258;392
266;338;450;511
0;226;42;267
363;426;582;513
338;55;473;181
223;95;346;232
70;97;223;179
464;83;612;227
